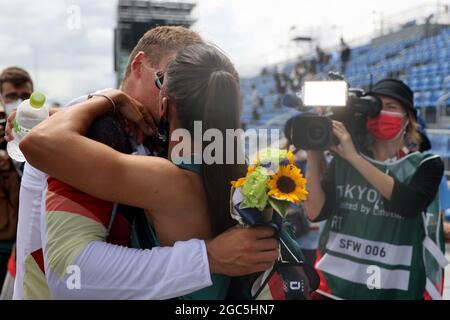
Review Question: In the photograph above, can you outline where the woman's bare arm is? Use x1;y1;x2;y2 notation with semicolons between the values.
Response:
331;121;395;200
303;151;327;220
20;90;187;211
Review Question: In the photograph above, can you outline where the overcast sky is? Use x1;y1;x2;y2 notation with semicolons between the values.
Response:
0;0;447;104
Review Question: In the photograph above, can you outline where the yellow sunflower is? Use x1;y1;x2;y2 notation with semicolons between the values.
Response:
287;150;295;164
267;164;308;204
231;164;257;188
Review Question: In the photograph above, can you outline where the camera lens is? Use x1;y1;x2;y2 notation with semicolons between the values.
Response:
308;125;325;141
288;114;332;150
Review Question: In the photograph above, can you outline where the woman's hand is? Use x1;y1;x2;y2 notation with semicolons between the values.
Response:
330;120;396;201
330;120;359;162
111;90;157;145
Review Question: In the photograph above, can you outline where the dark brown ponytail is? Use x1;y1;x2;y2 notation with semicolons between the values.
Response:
166;44;247;235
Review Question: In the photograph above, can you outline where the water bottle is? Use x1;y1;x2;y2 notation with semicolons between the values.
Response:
7;92;48;162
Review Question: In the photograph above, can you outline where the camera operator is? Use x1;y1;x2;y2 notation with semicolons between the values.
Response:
304;79;446;300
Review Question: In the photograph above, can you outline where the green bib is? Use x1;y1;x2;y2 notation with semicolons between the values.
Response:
316;152;447;300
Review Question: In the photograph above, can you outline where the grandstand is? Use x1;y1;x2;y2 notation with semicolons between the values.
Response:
114;0;196;85
240;4;450;175
346;27;450;126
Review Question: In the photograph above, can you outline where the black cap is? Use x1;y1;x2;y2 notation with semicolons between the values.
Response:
367;79;416;118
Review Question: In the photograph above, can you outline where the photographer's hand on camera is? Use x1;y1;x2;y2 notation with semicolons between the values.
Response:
329;120;359;162
330;120;395;201
304;121;396;221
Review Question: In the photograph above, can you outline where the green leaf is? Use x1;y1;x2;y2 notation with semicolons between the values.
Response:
268;197;291;218
239;167;270;211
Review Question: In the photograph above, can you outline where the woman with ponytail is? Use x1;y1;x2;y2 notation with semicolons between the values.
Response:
20;44;276;299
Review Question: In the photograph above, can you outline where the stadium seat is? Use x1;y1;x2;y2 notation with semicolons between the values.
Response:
429;76;443;90
240;27;450;128
431;90;444;106
414;92;423;108
429;64;439;75
410;78;420;91
422;91;433;108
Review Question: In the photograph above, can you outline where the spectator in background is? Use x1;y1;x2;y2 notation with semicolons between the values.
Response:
284;73;295;94
0;67;33;119
303;61;317;83
250;84;262;121
273;66;287;96
340;37;351;74
273;66;288;111
295;56;306;74
315;46;329;73
0;67;32;297
260;67;268;77
294;56;307;88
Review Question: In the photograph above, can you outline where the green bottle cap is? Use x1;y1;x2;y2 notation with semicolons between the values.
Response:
29;92;46;109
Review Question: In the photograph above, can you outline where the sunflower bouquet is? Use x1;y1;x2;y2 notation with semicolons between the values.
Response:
230;148;308;229
230;149;318;300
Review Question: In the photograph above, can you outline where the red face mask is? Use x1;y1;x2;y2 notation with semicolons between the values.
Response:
366;111;406;141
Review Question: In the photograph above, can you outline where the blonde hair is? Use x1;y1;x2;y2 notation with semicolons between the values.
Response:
405;110;422;146
124;26;203;79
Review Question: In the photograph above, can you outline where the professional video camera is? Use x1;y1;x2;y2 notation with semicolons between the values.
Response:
283;72;381;150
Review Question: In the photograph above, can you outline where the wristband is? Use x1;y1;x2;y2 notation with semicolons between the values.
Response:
87;93;117;113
